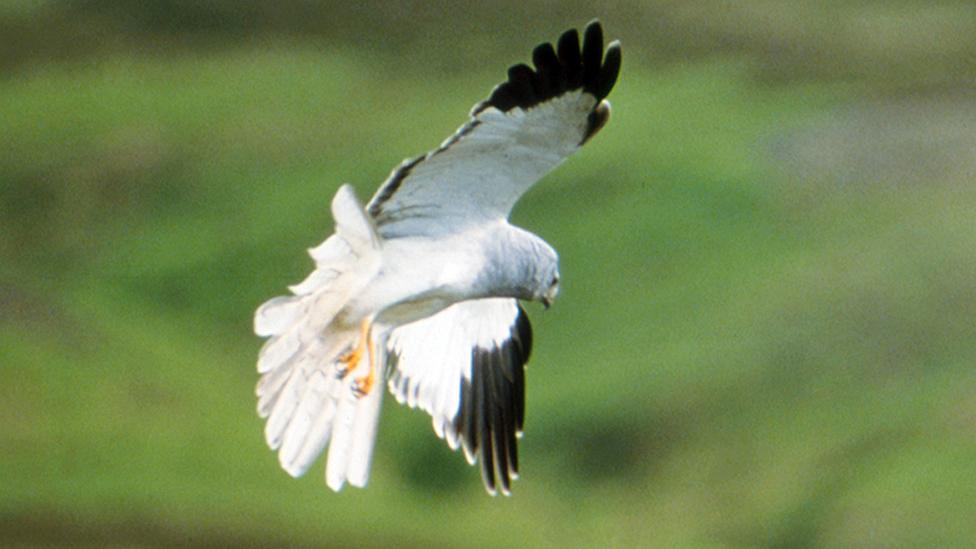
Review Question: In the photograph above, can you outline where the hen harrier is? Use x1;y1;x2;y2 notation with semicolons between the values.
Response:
254;20;621;495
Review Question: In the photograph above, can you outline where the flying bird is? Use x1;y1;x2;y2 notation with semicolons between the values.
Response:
254;20;621;495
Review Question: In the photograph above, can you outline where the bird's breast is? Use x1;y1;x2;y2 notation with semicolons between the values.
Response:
347;234;488;328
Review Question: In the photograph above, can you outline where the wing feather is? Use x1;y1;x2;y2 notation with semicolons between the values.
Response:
386;298;532;495
366;20;621;238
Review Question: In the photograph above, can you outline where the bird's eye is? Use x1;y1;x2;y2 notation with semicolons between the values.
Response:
550;275;560;287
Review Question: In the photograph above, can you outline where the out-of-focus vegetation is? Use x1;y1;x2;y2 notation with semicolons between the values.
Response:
3;1;976;547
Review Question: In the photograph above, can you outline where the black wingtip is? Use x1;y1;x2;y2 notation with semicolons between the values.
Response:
599;40;622;100
557;28;582;89
482;21;621;113
453;306;533;495
532;42;563;97
582;20;604;64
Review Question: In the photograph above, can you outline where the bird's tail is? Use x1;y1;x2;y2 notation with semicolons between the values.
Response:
325;351;385;490
253;184;385;490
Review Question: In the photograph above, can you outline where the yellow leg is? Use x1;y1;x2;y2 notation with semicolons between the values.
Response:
338;318;370;377
337;317;377;397
353;332;377;397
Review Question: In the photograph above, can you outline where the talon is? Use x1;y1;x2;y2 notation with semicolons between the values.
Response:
352;377;370;397
353;366;376;397
337;347;361;377
337;318;371;378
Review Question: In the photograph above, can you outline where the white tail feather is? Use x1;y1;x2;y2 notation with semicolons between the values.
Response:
254;184;388;491
325;384;358;491
290;389;340;475
331;184;379;250
254;295;304;337
264;367;305;450
278;369;332;475
288;266;340;296
256;330;302;374
345;359;386;488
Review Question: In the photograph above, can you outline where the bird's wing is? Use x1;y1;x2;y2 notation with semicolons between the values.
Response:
386;298;532;495
366;20;621;239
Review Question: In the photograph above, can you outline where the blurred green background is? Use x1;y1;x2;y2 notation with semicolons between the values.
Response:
3;1;976;546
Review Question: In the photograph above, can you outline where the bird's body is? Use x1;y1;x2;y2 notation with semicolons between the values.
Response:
254;20;620;495
343;221;553;328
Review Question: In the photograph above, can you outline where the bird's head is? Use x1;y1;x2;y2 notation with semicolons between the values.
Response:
507;228;560;309
530;249;560;309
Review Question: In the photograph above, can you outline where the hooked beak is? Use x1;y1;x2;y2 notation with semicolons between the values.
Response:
542;287;558;310
542;278;559;310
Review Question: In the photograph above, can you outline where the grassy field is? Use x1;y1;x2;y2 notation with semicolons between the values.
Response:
3;2;976;547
